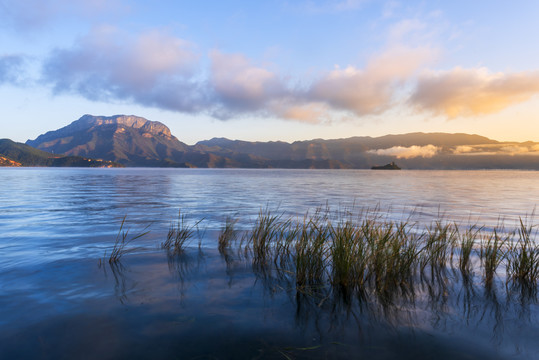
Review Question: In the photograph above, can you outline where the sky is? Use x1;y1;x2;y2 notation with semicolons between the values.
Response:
1;0;539;145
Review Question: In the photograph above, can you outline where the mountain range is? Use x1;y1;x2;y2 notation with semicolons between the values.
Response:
5;114;539;169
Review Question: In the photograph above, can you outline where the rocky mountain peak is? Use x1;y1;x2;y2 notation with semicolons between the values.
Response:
78;114;172;137
27;114;173;146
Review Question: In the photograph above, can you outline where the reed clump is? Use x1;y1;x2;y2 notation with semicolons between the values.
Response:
162;210;203;254
506;219;539;286
156;207;539;302
105;216;149;264
218;215;238;253
458;225;481;274
295;212;329;287
481;228;509;285
236;207;539;299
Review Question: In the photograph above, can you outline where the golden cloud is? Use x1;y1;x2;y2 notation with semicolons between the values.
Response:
410;67;539;117
310;46;437;116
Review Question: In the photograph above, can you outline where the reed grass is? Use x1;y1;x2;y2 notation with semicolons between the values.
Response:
154;207;539;299
481;228;509;285
458;225;481;273
295;213;329;287
420;221;458;274
506;218;539;286
162;210;203;254
105;216;150;264
218;215;238;253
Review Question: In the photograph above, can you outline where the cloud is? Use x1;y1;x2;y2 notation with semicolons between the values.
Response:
410;67;539;118
42;26;207;112
309;46;437;116
0;55;27;85
369;145;440;159
209;51;288;114
207;46;437;121
453;145;474;154
452;144;539;156
42;35;441;122
269;101;331;123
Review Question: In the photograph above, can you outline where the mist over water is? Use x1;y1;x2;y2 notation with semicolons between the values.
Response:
1;168;538;359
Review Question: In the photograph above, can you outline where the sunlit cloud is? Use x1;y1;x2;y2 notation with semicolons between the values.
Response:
309;46;437;116
209;50;287;114
42;26;207;112
369;144;440;158
452;144;539;156
410;67;539;118
270;101;330;123
453;145;474;154
41;37;442;122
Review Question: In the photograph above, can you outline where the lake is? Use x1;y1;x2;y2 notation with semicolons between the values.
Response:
0;168;538;359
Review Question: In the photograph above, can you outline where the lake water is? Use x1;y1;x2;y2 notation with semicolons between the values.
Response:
1;168;538;359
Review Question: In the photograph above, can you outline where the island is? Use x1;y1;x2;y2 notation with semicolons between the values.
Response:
371;162;401;170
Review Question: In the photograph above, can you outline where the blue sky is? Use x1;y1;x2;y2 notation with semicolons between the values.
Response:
2;0;539;144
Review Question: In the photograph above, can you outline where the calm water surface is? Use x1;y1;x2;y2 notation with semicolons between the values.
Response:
0;168;538;359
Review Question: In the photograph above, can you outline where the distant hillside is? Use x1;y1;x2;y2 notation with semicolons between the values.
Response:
0;139;121;167
196;133;498;165
24;114;539;169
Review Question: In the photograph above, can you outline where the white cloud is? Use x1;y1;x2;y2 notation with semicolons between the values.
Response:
369;144;440;158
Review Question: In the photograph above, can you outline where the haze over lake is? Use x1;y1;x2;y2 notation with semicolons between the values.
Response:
1;168;538;359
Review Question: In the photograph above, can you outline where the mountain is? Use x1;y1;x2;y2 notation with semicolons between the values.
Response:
195;133;539;169
26;114;227;167
0;139;121;167
25;114;539;169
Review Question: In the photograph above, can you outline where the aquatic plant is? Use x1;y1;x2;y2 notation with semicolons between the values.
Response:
154;207;539;301
458;225;481;274
246;208;290;267
506;218;539;286
295;212;329;287
162;210;203;254
105;216;150;264
218;215;238;254
481;228;509;285
420;220;458;275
